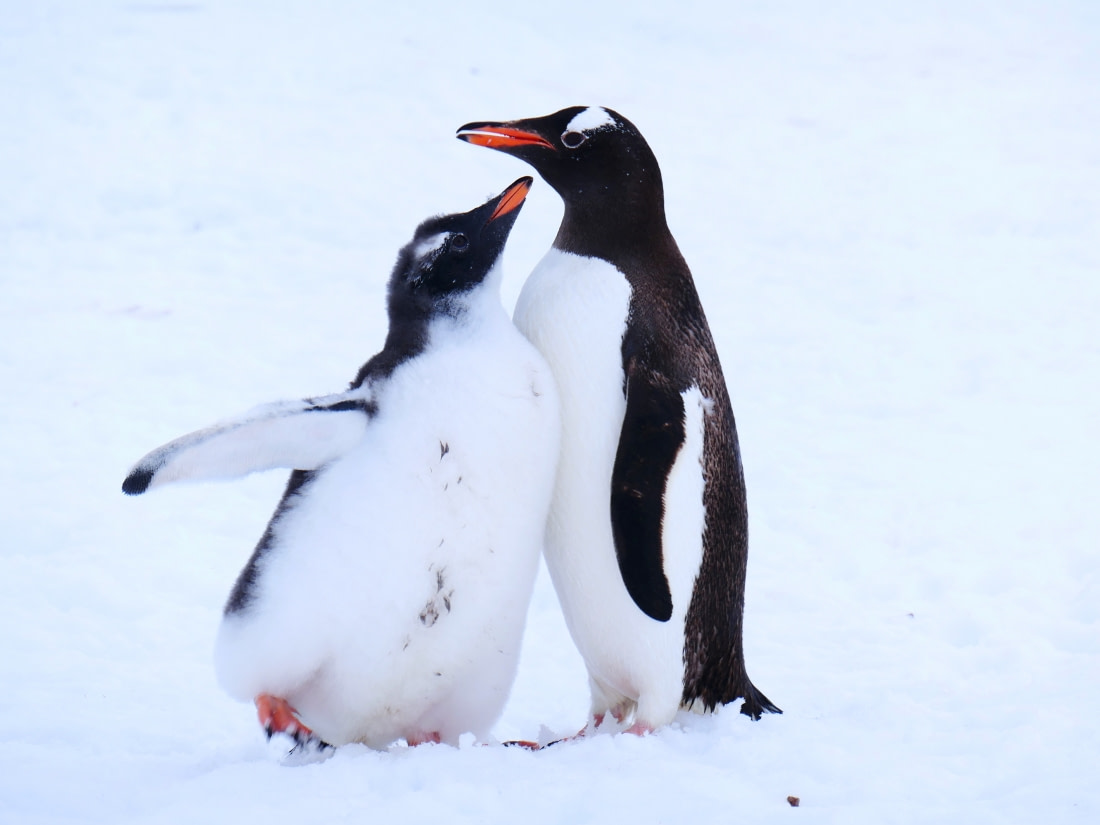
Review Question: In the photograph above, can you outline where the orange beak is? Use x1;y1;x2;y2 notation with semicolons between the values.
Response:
489;177;532;222
457;125;554;150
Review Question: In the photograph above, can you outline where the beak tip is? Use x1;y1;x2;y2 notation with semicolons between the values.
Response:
488;177;533;222
456;123;554;151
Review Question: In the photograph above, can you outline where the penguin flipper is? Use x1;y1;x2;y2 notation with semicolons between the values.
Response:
610;365;682;622
122;392;374;495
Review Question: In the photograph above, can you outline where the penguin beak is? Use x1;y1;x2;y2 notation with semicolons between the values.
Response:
488;177;533;222
457;123;555;151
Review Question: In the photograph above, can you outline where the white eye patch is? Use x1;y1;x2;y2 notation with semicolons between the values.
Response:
566;107;615;133
413;233;449;261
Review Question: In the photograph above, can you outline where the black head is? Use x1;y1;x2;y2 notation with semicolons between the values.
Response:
457;107;667;250
350;177;533;387
386;176;532;324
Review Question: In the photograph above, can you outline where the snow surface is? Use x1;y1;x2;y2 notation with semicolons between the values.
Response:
2;0;1098;822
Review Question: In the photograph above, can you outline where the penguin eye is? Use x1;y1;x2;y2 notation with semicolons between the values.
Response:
451;233;469;252
561;130;587;149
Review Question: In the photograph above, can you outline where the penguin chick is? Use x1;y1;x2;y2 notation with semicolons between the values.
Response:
123;177;560;750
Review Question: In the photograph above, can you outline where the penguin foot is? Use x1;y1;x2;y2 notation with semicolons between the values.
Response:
501;739;542;750
537;709;628;748
510;707;638;750
622;720;654;737
589;704;630;733
405;731;442;747
255;693;333;753
278;733;335;765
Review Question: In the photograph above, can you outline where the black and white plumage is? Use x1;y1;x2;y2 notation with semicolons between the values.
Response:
458;108;779;732
123;177;560;749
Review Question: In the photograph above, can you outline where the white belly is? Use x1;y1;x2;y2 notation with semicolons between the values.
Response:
514;249;701;726
214;318;559;747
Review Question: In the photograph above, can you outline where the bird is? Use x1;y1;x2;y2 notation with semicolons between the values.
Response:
122;177;560;752
457;107;779;735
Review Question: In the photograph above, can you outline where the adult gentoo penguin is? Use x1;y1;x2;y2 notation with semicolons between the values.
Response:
458;107;779;734
122;178;560;751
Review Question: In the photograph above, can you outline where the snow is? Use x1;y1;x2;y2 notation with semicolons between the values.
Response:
1;0;1098;822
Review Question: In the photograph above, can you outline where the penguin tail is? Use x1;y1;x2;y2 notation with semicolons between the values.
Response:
739;682;782;720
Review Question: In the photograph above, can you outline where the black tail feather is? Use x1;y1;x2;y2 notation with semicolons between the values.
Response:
739;683;782;720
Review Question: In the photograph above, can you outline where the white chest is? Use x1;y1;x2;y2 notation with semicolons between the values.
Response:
512;250;707;717
513;248;632;461
512;251;638;640
214;314;560;746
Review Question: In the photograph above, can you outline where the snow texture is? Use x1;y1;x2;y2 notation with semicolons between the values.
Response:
1;1;1098;823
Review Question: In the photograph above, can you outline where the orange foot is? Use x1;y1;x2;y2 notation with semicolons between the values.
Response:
578;705;631;738
405;731;442;747
255;694;331;751
533;708;632;749
501;739;542;750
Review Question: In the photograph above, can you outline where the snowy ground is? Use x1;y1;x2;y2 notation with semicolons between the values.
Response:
2;1;1098;822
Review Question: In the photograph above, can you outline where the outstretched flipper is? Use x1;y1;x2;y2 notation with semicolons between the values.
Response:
122;391;375;495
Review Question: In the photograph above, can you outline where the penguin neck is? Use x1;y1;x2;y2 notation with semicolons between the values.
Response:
430;260;509;340
355;271;507;389
552;181;670;265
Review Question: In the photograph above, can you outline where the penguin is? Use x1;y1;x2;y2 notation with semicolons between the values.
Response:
457;108;779;735
122;177;560;751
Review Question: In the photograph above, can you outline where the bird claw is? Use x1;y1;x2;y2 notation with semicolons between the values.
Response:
284;731;334;758
256;693;333;755
265;723;333;753
501;739;542;750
